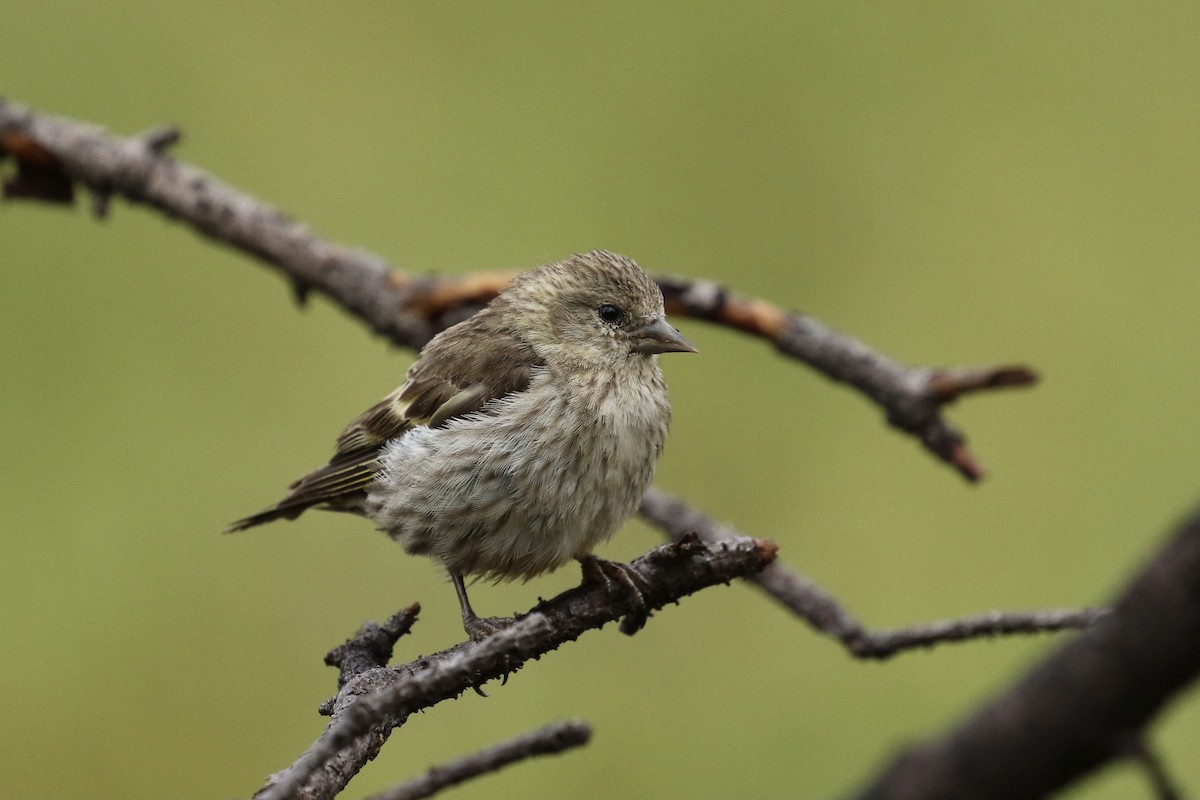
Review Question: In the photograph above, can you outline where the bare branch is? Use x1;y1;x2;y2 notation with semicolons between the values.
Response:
256;616;555;800
366;720;591;800
253;533;776;800
324;604;421;690
0;98;1036;480
1121;736;1184;800
655;277;1036;481
840;607;1106;658
639;488;1102;658
848;505;1200;800
0;98;432;345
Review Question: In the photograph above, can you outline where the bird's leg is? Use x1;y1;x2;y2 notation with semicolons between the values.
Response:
577;555;653;635
451;572;514;642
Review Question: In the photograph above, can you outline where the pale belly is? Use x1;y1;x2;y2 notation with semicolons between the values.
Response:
365;371;669;581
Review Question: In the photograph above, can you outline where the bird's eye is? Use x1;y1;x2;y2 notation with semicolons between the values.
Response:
597;304;625;325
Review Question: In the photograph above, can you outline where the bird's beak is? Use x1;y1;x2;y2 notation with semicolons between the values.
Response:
633;317;698;355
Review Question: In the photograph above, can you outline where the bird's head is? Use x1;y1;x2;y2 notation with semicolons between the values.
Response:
499;250;696;370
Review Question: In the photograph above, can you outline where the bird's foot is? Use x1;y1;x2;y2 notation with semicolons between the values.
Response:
578;555;653;635
463;613;516;642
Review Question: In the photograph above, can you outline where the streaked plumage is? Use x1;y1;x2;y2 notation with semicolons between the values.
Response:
229;250;695;638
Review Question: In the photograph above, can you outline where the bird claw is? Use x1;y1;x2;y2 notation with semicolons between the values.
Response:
464;614;516;642
578;555;652;635
462;615;518;695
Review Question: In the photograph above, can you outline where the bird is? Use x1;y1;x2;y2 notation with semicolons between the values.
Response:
228;250;696;640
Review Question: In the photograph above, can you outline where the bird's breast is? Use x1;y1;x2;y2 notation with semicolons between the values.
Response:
367;364;671;581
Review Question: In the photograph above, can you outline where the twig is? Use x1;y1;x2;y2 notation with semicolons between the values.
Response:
365;720;592;800
256;616;555;800
848;505;1200;800
1122;735;1183;800
639;487;1104;658
0;98;1036;481
253;533;777;800
0;98;431;345
324;604;421;690
655;277;1036;480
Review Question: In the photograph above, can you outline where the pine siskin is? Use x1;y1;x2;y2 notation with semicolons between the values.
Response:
229;250;696;639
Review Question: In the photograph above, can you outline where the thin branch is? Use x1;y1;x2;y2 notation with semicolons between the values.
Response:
324;604;421;691
833;607;1106;657
365;720;591;800
654;277;1036;481
1121;735;1184;800
639;487;1103;658
256;616;555;800
0;99;431;345
0;98;1036;481
848;505;1200;800
253;533;777;800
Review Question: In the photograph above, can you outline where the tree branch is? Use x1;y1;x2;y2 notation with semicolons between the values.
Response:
655;278;1036;480
848;505;1200;799
253;533;777;800
640;487;1104;658
324;605;422;691
1122;735;1184;800
0;98;1036;481
365;720;591;800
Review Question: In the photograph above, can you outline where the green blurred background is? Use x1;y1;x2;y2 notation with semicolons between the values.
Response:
3;3;1199;798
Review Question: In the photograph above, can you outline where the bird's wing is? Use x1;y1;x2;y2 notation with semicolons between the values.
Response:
227;319;541;532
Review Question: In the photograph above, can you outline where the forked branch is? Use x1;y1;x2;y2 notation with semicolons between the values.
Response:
640;488;1103;659
254;534;776;800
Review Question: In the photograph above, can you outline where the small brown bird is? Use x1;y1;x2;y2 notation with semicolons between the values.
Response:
229;250;696;639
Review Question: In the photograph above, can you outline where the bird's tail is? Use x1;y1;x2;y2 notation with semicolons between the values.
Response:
225;452;382;533
225;503;309;533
